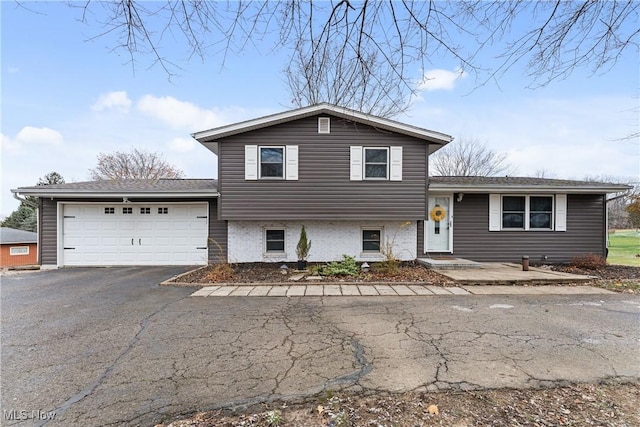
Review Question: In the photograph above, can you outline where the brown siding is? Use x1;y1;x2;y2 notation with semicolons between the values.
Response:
208;199;227;263
41;198;58;265
0;243;38;267
450;194;606;263
219;114;429;220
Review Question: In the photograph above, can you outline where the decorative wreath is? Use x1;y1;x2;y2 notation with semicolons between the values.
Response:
430;206;447;222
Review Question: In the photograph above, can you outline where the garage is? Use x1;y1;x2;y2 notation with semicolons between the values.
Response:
61;203;209;266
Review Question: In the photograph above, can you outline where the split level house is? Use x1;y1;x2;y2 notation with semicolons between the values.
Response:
12;103;630;268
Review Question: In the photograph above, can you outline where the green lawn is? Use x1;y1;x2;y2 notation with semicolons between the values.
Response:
608;230;640;266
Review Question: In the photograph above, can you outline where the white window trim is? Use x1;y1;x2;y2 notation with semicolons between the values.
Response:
259;146;286;179
10;246;30;256
246;145;299;181
351;146;402;181
264;227;286;255
363;147;389;180
361;227;384;254
500;194;555;231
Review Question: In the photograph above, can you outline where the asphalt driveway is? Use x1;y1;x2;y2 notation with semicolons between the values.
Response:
2;267;639;426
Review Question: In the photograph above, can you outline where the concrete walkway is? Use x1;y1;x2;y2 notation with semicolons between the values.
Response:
434;263;596;284
190;283;613;297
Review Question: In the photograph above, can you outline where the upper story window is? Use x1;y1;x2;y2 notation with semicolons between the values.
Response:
501;195;553;230
364;148;389;179
350;146;402;181
245;145;298;181
260;147;284;178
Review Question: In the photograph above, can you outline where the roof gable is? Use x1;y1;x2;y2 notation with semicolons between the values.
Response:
192;103;453;148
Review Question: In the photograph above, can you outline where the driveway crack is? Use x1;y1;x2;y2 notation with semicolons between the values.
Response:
39;295;190;426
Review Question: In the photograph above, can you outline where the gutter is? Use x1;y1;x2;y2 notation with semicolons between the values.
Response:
12;191;38;208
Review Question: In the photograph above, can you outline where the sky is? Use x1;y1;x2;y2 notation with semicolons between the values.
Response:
1;2;639;217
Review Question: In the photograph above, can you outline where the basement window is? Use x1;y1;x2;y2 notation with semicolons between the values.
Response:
362;229;382;253
265;229;285;253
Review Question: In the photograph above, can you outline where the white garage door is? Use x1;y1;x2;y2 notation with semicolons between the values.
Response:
62;203;209;266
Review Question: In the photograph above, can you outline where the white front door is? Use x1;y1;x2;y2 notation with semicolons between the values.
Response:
61;203;209;266
425;195;452;253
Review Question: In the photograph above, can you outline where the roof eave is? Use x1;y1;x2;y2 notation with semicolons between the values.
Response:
12;189;220;198
428;184;631;194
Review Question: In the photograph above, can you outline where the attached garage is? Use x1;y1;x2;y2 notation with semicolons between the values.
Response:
11;179;224;268
61;203;209;266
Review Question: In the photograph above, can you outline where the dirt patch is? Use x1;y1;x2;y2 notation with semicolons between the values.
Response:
171;261;455;286
157;382;640;427
552;264;640;293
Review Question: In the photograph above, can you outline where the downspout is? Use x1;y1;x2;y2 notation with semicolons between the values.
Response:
12;191;38;208
12;191;40;265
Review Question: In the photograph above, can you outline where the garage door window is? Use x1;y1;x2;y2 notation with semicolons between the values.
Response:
104;207;115;214
140;207;151;214
122;207;133;214
158;207;169;214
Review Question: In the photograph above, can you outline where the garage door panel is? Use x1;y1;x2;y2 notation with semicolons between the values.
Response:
62;203;209;266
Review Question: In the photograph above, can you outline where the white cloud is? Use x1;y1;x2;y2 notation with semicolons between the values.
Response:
137;95;226;131
16;126;63;145
2;126;64;153
419;68;467;91
91;91;132;113
168;137;196;152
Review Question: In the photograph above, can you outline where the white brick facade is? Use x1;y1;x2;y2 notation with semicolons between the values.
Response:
227;220;418;263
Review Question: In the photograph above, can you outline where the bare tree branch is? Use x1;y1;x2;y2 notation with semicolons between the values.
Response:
430;137;517;177
89;148;185;180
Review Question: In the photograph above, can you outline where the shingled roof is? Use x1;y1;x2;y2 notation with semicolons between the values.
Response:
13;179;218;197
1;227;37;244
429;176;630;193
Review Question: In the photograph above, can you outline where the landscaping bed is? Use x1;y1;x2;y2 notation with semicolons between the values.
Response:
157;382;639;427
172;260;455;286
552;264;640;293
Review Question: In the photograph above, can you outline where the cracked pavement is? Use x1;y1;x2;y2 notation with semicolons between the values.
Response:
2;267;639;426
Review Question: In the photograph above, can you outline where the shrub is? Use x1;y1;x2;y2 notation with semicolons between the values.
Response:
571;253;607;270
320;255;359;276
205;262;234;282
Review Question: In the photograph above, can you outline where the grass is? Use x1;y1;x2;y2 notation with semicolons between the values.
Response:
608;229;640;266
